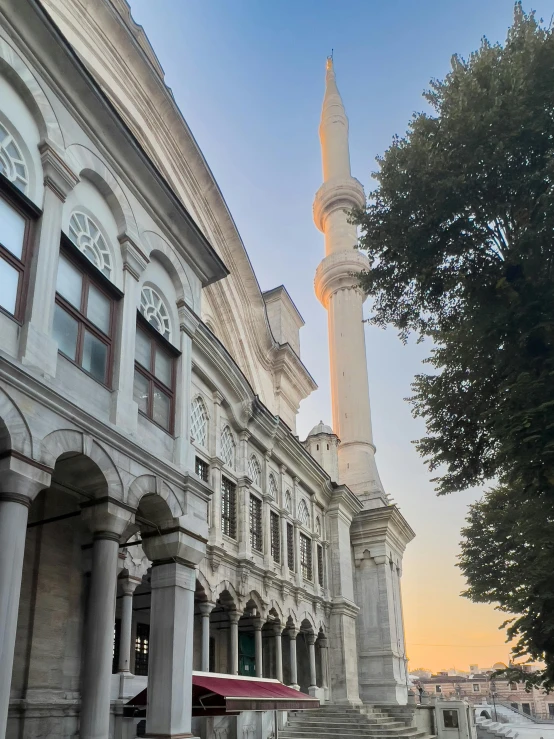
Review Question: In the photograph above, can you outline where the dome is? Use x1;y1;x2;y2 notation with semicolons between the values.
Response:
307;420;334;437
492;662;507;670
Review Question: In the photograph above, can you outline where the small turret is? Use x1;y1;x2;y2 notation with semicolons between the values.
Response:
304;420;339;481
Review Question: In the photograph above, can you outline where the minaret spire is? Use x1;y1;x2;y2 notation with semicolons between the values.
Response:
313;58;387;504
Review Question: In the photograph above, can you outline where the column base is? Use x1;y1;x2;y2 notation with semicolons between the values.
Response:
288;684;300;691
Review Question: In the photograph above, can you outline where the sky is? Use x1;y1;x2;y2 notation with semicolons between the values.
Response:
127;0;552;673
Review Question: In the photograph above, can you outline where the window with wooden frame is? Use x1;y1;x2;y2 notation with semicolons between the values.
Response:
270;511;280;563
249;494;263;552
221;476;237;539
300;532;313;581
133;316;178;433
287;522;294;571
0;175;39;321
53;238;120;386
195;456;209;483
317;544;324;587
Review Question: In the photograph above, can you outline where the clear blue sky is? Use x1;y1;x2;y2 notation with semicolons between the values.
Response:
128;0;552;671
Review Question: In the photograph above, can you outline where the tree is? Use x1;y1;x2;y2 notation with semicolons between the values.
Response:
352;4;554;686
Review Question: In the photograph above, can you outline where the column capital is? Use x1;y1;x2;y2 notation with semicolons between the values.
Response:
150;560;196;591
39;139;79;201
177;298;200;339
252;617;264;632
306;632;317;646
198;601;216;617
287;627;299;640
273;622;284;636
228;610;242;625
213;390;224;406
80;498;134;538
119;235;149;279
141;526;207;568
0;452;51;500
120;575;142;596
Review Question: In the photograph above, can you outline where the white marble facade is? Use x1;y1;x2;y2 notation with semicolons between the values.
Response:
0;3;414;739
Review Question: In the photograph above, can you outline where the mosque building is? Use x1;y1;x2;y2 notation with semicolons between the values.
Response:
0;1;415;738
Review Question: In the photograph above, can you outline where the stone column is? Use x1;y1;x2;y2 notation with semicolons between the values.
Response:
307;633;317;694
141;526;206;739
174;302;199;467
110;238;148;433
20;141;79;376
80;501;133;739
288;628;299;690
0;459;50;739
199;602;215;672
229;611;240;675
274;625;283;683
318;637;329;691
118;577;141;672
253;618;263;678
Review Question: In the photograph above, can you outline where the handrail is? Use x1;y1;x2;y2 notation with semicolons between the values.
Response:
495;700;554;724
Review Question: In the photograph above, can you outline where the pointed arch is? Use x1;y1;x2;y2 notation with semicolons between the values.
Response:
220;425;236;469
0;386;33;456
268;473;278;499
248;454;261;486
298;499;310;527
190;395;209;447
126;474;184;519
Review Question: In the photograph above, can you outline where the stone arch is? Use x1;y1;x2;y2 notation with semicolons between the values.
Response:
268;601;284;624
196;570;213;602
0;36;64;148
0;386;33;457
285;608;299;627
300;611;317;632
40;429;123;498
65;144;139;240
142;231;195;310
212;580;240;609
247;590;266;617
126;474;184;519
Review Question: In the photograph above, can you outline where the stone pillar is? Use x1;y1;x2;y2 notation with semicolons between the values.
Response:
20;141;79;376
307;633;317;690
253;618;263;678
174;302;199;467
288;628;299;690
318;637;329;691
118;577;141;672
0;459;50;739
110;238;148;433
274;625;283;683
229;611;240;675
141;526;206;739
199;602;215;672
80;501;133;739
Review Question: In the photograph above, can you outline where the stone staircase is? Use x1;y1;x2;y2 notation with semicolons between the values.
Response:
282;704;430;739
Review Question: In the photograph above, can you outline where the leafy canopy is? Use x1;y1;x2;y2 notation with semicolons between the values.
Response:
352;4;554;685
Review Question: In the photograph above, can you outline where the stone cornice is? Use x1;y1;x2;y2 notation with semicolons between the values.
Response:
313;176;365;234
350;504;416;561
39;139;79;201
314;249;370;309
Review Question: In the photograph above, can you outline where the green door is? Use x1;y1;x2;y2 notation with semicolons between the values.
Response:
239;632;256;677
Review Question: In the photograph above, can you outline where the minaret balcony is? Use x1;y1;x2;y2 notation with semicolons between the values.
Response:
313;176;365;233
314;249;369;308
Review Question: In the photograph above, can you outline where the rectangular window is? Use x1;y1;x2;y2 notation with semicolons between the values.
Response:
250;494;262;552
134;622;150;676
53;244;118;386
195;456;209;483
287;522;294;571
473;683;480;692
300;532;312;580
317;544;324;587
0;179;37;321
270;511;280;563
442;710;459;729
112;618;121;674
510;682;517;691
548;704;554;718
133;318;177;433
522;703;531;715
221;476;236;539
436;685;442;693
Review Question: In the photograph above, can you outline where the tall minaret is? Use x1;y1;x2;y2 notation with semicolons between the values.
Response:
313;56;386;507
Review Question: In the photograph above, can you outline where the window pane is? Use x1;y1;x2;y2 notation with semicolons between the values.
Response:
87;284;111;335
153;387;171;430
154;348;172;386
82;330;108;383
53;304;78;360
0;256;19;314
56;255;83;308
0;198;25;258
135;327;151;369
133;370;149;414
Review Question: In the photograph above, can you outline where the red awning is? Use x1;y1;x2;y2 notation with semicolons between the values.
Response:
125;671;319;717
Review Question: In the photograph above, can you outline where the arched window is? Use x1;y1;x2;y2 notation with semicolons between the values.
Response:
190;396;208;447
68;212;113;278
139;286;171;340
268;473;278;499
315;516;322;537
221;425;235;469
248;455;261;487
284;490;292;513
298;499;310;527
0;122;28;193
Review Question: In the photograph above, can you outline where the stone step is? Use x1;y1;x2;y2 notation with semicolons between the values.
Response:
288;716;402;725
284;727;417;737
287;720;412;731
286;723;410;733
280;732;427;739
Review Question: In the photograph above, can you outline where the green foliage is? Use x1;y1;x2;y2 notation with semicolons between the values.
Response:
352;4;554;684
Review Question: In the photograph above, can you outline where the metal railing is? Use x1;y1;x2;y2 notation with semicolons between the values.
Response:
496;700;554;724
